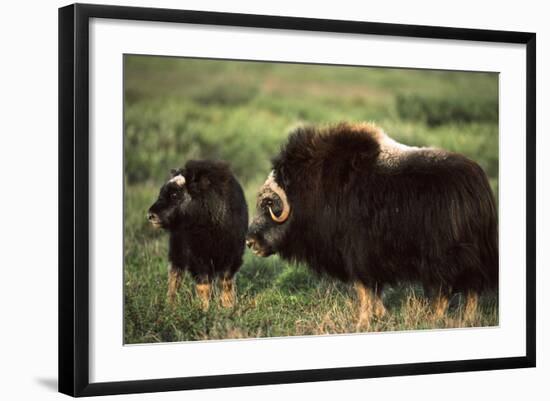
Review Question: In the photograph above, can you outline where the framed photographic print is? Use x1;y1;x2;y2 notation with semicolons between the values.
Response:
58;3;536;397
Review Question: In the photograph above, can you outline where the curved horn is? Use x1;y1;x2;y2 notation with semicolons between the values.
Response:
267;174;290;223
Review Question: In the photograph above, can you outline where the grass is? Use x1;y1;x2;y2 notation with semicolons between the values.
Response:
124;55;499;344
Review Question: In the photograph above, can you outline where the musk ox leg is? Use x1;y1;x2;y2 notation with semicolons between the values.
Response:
431;290;450;319
192;274;212;311
354;282;383;330
373;285;386;318
220;276;236;308
464;291;479;322
167;266;183;305
195;281;211;311
190;269;212;310
374;299;386;318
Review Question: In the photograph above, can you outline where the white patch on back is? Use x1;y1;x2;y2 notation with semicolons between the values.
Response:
377;131;424;167
169;174;186;186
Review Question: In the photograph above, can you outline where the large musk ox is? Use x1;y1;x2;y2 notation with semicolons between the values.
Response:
148;160;248;309
246;123;498;327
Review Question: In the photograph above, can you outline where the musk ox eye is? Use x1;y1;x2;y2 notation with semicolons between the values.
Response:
170;192;178;199
261;199;274;210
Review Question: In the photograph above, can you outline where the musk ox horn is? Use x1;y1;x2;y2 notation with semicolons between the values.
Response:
267;172;290;223
169;174;186;186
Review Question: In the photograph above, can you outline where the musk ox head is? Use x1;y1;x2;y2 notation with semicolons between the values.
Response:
147;169;193;229
246;170;291;257
148;160;236;230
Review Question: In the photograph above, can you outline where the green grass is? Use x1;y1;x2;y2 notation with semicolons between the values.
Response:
124;55;499;344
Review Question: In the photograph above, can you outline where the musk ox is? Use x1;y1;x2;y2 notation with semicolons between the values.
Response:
246;123;498;327
148;160;248;309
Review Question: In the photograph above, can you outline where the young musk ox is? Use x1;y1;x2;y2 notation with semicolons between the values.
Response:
148;160;248;309
246;123;498;328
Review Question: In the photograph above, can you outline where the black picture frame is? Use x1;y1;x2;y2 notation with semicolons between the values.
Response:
59;3;536;397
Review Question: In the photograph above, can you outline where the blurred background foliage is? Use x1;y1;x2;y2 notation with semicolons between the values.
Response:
124;56;498;197
124;55;499;343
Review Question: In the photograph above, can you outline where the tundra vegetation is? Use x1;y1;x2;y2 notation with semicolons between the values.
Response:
124;56;499;343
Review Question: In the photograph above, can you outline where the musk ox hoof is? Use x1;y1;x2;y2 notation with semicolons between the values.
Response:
220;295;235;308
356;313;371;332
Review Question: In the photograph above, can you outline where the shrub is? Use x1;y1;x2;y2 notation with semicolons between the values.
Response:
396;93;498;126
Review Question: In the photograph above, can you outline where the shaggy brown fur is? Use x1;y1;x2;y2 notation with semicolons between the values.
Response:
148;160;248;309
247;123;498;327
